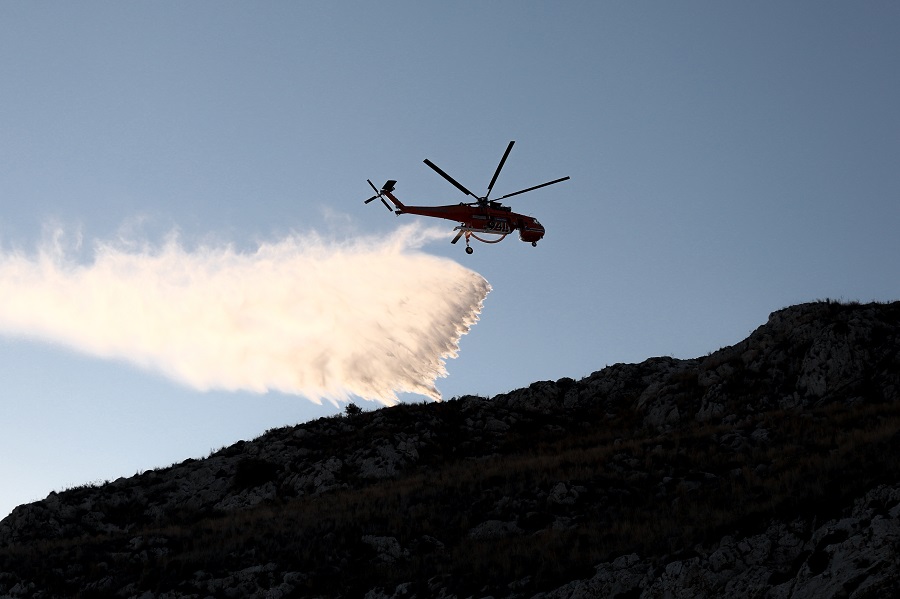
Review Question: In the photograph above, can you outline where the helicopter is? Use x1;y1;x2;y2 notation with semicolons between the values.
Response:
365;141;569;254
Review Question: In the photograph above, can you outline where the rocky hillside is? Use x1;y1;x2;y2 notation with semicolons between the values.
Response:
2;300;899;598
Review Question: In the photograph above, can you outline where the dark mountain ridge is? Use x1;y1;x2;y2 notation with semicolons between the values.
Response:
2;300;900;598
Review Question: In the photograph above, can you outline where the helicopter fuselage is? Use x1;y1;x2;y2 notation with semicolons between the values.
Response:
384;193;545;244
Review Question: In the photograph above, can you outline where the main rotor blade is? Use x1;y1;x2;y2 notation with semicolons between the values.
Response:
496;176;570;200
486;140;514;199
423;159;476;198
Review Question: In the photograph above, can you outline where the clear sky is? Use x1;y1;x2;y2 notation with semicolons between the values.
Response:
1;2;898;520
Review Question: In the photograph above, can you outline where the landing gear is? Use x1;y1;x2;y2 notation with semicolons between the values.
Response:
459;230;474;254
532;241;537;247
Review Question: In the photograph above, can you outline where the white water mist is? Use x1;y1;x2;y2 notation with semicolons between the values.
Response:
0;225;490;404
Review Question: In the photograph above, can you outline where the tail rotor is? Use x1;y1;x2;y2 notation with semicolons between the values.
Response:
364;179;395;212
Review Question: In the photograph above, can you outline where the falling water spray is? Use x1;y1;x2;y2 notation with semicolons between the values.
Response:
0;224;490;405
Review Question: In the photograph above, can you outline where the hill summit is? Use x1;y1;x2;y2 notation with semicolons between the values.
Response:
2;300;899;598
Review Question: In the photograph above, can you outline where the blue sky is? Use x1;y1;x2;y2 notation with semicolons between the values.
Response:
2;2;898;519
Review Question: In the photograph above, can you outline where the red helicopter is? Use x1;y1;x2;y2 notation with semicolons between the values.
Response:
365;141;569;254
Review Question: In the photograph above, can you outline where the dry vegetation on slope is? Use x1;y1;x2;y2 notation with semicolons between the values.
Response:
2;300;899;598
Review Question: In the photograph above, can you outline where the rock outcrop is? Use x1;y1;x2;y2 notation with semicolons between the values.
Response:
1;300;899;598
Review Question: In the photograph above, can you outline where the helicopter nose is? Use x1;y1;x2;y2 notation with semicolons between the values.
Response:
519;226;544;244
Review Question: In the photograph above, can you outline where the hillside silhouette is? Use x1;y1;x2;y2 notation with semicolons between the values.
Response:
2;300;899;598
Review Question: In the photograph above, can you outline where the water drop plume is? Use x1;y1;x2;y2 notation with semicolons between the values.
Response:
0;224;490;405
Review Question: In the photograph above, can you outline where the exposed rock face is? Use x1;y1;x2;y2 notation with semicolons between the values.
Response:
538;483;900;599
1;300;899;598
